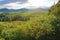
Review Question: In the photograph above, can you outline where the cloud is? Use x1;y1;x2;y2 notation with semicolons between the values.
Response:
0;0;28;5
7;0;28;3
0;0;58;9
0;2;25;9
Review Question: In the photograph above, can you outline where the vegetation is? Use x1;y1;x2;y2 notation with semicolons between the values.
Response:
0;0;60;40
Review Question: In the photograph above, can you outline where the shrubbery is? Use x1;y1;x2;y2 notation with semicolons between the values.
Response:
0;1;60;40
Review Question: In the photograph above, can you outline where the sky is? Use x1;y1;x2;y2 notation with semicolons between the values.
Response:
0;0;59;9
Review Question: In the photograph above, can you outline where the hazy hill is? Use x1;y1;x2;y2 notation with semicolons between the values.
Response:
0;8;29;12
0;7;49;12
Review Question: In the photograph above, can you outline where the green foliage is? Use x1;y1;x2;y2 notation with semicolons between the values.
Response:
49;0;60;40
0;11;56;40
0;1;60;40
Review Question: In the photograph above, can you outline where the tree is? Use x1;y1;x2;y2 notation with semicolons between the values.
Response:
49;0;60;40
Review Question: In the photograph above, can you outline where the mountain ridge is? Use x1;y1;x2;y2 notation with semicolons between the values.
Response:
0;7;49;12
0;8;29;12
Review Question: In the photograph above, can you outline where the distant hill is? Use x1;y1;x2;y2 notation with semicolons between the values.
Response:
0;7;49;12
31;7;49;12
0;8;29;12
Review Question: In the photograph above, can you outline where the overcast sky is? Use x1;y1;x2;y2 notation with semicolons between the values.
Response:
0;0;58;9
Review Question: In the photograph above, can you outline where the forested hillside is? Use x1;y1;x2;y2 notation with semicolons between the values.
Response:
0;0;60;40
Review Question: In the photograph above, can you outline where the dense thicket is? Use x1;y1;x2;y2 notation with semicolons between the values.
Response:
0;12;30;21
